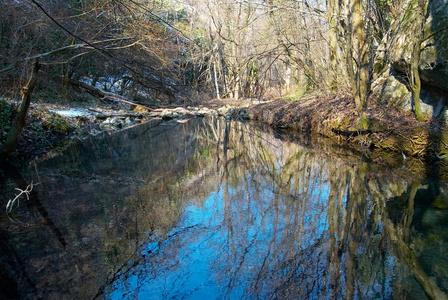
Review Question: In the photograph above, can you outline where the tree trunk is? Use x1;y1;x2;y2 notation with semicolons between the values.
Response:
411;41;424;121
350;0;370;128
213;62;220;99
61;64;70;104
328;0;342;90
411;0;427;122
0;60;40;160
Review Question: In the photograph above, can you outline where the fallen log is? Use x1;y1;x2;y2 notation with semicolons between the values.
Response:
40;71;155;111
67;77;156;111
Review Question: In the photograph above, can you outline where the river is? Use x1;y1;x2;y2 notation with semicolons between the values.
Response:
1;117;447;299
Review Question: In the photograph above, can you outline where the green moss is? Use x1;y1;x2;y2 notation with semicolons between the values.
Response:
358;162;369;174
431;196;448;210
373;58;386;74
358;112;369;130
0;99;12;147
369;120;389;131
427;233;441;243
380;136;399;151
41;112;70;133
278;95;299;101
201;145;211;157
437;131;448;157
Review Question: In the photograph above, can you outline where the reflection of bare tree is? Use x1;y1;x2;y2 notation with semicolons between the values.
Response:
4;117;448;299
327;163;348;298
88;120;448;299
197;117;447;298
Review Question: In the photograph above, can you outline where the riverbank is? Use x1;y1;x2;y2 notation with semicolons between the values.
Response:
3;94;448;178
0;97;242;165
242;93;448;177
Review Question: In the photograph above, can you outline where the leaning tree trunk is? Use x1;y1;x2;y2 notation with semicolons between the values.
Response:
0;60;40;161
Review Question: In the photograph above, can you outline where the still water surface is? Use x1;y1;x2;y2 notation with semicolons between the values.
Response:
1;117;448;299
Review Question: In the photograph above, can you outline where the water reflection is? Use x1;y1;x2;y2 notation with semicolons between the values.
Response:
1;118;447;299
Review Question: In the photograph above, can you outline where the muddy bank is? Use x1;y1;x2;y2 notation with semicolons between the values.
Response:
242;94;448;178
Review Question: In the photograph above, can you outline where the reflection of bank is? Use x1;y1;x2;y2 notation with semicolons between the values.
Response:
324;156;448;299
382;180;448;300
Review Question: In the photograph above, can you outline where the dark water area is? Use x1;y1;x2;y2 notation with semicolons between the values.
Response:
1;117;448;300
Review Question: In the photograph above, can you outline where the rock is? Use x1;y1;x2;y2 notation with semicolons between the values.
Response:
238;107;249;119
97;105;234;132
217;106;234;116
161;109;176;120
371;0;448;117
197;108;211;116
124;117;139;127
148;112;161;118
99;122;116;131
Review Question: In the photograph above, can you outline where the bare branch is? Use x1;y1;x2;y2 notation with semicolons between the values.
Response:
6;181;40;213
0;38;130;73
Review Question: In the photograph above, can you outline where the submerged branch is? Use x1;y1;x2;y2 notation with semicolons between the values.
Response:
6;182;39;213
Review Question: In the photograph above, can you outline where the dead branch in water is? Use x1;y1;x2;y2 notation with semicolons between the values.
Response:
6;181;40;213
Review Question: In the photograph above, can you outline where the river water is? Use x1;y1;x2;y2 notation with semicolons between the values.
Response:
0;117;447;299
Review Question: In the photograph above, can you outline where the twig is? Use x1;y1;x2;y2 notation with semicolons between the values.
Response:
6;182;39;213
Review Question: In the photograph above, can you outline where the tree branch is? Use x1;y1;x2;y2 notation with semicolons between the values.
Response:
0;38;130;73
29;0;178;97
